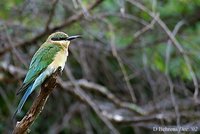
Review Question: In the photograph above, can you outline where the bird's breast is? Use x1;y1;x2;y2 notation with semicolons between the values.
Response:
48;49;68;71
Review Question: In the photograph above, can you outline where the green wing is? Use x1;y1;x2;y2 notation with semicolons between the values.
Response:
17;43;61;94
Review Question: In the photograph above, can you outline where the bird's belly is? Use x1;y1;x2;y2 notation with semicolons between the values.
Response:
48;50;68;71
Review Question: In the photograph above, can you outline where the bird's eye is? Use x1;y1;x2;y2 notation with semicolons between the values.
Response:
51;37;67;41
60;37;67;40
51;37;58;41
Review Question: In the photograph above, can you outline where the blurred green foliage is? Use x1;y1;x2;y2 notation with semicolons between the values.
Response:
1;0;200;133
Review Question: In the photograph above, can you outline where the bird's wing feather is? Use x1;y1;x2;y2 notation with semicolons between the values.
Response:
16;43;62;94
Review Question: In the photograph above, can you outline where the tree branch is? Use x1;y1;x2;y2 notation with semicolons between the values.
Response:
61;79;146;115
12;67;61;134
45;0;59;31
0;0;104;56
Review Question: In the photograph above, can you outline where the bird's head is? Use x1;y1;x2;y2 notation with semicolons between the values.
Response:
47;31;80;47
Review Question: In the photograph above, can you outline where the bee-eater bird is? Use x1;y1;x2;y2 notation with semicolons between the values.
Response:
14;31;80;116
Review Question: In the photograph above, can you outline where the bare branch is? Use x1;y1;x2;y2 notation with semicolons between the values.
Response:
62;79;146;115
102;18;137;102
0;0;104;56
62;66;120;134
127;0;199;103
45;0;59;30
13;67;61;134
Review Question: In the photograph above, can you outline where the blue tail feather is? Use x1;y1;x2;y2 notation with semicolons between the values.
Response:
13;83;33;118
13;68;53;118
16;84;33;113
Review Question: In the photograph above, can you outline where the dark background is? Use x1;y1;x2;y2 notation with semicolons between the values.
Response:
1;0;200;133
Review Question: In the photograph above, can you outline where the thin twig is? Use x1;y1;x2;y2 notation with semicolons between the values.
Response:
102;18;137;102
48;102;80;134
127;0;199;102
165;20;185;132
63;66;120;134
77;0;90;18
0;62;26;77
45;0;59;30
133;13;158;38
0;0;104;56
4;25;28;67
69;79;146;115
80;105;94;134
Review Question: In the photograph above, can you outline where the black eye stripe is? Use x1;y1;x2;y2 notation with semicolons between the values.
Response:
60;37;67;40
51;37;67;41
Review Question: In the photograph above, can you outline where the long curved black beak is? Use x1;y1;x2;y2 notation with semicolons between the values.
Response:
67;35;81;41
